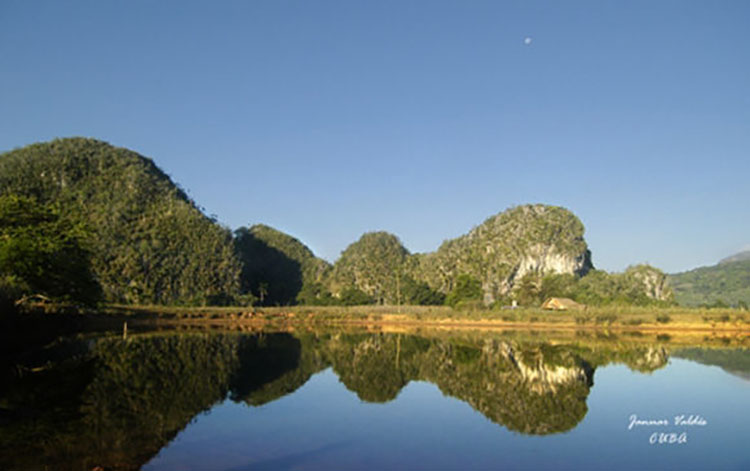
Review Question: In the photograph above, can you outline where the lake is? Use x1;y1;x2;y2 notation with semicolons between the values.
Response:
1;328;749;470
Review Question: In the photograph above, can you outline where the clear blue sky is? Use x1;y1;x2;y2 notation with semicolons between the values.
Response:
1;0;748;273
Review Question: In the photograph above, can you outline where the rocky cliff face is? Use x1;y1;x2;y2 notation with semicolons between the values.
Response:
625;265;673;302
514;244;592;288
413;204;593;304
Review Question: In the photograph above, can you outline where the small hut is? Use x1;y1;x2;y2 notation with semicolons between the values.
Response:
541;297;585;311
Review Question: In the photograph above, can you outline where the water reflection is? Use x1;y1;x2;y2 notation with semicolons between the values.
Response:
0;329;747;470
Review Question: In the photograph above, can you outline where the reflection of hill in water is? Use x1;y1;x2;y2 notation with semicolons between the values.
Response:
0;333;300;471
327;334;595;434
673;347;750;382
1;331;672;470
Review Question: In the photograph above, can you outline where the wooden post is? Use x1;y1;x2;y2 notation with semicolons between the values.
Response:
123;321;128;340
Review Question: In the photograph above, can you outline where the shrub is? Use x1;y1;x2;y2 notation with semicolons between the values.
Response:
445;274;483;308
595;314;618;325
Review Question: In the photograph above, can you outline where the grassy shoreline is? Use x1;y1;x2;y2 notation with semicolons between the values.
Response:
88;303;750;333
4;304;749;356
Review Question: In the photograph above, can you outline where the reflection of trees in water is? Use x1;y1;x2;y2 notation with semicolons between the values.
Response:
324;335;594;435
0;331;674;470
0;333;301;471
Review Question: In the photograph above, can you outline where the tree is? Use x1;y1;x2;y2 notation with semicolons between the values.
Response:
445;274;483;308
339;287;375;306
0;194;101;307
296;282;339;306
401;276;445;305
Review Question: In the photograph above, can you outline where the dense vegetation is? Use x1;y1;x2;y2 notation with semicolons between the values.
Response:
719;250;750;265
234;224;330;306
512;265;675;308
0;195;100;309
669;258;750;308
413;204;593;305
0;138;241;306
0;138;680;310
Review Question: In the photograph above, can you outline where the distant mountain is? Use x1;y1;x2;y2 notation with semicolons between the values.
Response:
0;138;241;305
669;259;750;308
720;250;750;265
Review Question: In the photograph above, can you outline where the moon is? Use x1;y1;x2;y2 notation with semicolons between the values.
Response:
524;37;533;45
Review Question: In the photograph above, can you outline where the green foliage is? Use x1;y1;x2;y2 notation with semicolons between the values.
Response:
400;275;445;305
719;250;750;265
339;286;375;305
329;231;409;304
234;224;331;306
0;333;303;470
569;266;674;307
414;204;593;305
445;274;483;308
1;328;690;470
295;281;340;306
0;194;100;306
669;259;750;308
539;273;578;301
595;314;618;325
704;299;730;309
0;138;240;305
501;266;672;308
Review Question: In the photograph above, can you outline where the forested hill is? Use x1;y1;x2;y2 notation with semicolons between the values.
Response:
234;224;330;306
0;138;240;305
669;257;750;308
719;251;750;265
413;204;594;305
1;138;673;309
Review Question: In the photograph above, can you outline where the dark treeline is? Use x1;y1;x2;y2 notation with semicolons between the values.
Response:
1;138;674;311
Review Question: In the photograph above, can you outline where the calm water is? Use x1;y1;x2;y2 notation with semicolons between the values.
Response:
1;329;749;470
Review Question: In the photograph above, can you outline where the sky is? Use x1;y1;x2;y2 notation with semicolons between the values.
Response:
1;0;748;273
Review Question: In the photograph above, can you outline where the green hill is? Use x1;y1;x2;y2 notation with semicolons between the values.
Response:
327;232;410;305
234;224;330;305
719;250;750;265
0;138;678;309
413;204;594;305
669;259;750;308
0;138;240;305
317;205;670;307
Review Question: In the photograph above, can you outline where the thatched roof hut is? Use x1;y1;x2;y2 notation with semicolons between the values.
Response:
541;297;585;311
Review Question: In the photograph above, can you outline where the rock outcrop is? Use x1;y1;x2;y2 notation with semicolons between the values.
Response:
625;265;673;302
413;204;593;305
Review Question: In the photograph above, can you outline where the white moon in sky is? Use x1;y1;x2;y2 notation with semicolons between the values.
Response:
524;37;533;45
